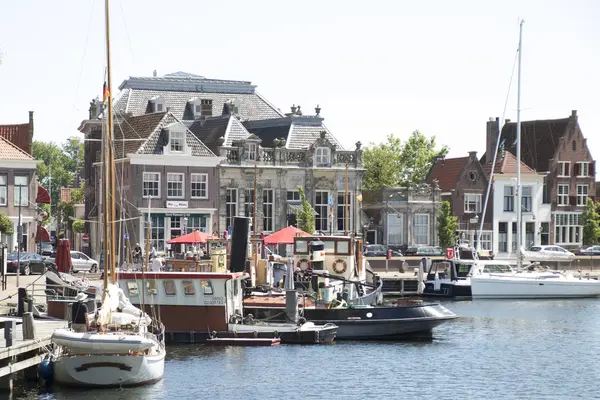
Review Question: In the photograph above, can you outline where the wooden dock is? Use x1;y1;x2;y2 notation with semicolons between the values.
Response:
0;316;67;391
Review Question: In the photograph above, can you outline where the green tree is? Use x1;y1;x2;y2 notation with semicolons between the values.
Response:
0;213;13;235
398;130;448;187
582;198;600;245
72;220;85;234
295;186;315;234
437;201;458;248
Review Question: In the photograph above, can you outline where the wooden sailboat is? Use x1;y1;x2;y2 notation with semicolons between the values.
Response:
50;0;166;387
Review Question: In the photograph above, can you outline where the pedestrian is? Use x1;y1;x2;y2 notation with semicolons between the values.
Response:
71;292;89;333
150;254;162;272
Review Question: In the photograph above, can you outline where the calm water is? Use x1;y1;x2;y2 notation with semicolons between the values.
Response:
14;299;600;400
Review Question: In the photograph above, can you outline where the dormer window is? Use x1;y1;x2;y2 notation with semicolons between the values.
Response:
315;147;331;165
201;99;213;116
245;143;257;161
150;96;166;113
170;131;185;152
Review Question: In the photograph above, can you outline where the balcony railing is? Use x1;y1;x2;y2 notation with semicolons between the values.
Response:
219;146;362;167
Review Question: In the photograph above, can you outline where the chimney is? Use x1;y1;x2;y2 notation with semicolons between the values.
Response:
468;151;478;160
153;70;157;77
28;111;34;145
571;110;578;121
485;117;499;164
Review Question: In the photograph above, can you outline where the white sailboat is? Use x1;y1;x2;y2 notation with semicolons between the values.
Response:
470;21;600;299
50;0;166;387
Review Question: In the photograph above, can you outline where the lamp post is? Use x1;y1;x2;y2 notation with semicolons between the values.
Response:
16;184;24;288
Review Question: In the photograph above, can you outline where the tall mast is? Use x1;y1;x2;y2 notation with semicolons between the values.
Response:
516;20;524;269
345;166;349;235
105;0;117;283
102;105;109;295
253;163;258;269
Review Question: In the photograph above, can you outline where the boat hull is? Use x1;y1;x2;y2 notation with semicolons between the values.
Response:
244;304;457;340
471;276;600;299
228;322;338;344
423;282;472;299
53;349;165;388
51;330;155;355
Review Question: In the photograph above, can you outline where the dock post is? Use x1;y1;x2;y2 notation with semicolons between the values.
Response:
285;290;299;324
22;312;35;340
17;287;27;317
4;320;15;347
0;373;13;392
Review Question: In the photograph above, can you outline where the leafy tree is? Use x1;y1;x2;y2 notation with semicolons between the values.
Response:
398;130;448;187
0;213;13;235
363;134;402;190
582;198;600;245
437;201;458;248
295;186;315;234
72;220;85;234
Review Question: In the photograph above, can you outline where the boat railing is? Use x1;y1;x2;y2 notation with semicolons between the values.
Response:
347;279;383;306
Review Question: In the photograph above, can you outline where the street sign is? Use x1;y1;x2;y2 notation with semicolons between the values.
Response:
82;234;89;242
124;233;130;240
328;195;334;207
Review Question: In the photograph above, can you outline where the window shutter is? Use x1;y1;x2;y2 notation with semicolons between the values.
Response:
569;195;576;206
575;163;580;176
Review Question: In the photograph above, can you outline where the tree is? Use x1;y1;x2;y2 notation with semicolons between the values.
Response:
72;220;85;234
582;198;600;245
0;213;13;236
437;201;458;248
295;186;315;234
363;131;448;190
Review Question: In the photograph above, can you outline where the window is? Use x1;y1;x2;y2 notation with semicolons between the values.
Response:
315;191;329;232
479;232;493;251
572;140;576;151
558;161;570;177
555;213;582;245
540;222;549;245
464;194;481;213
315;147;331;165
187;215;208;233
525;222;535;249
14;175;28;206
167;173;184;198
170;131;185;152
511;222;518;252
127;282;139;297
201;99;212;116
156;103;164;112
190;173;208;199
143;172;160;198
226;188;237;231
245;143;257;161
558;184;569;206
522;186;532;212
262;189;274;232
195;104;201;114
163;280;176;296
577;184;588;206
145;214;165;251
387;213;404;245
182;281;195;296
503;186;514;211
336;240;350;255
244;189;254;218
0;175;6;206
336;192;351;232
287;191;300;201
576;162;589;177
201;280;213;295
498;222;508;252
414;214;430;245
542;178;550;204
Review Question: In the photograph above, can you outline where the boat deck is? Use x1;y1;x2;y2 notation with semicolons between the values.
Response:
206;337;280;346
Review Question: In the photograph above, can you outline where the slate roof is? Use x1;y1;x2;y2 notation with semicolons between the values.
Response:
138;118;215;157
491;117;571;172
114;72;284;122
0;123;30;154
189;116;252;154
426;157;469;192
0;136;34;160
113;112;168;159
481;150;537;178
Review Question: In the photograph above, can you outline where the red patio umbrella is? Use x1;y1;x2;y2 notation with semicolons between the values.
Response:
264;226;312;245
167;230;217;244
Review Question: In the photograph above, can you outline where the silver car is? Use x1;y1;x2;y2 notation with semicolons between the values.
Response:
70;251;99;273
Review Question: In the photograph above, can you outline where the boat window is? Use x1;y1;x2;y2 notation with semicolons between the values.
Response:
182;281;195;296
323;241;335;252
456;263;471;277
201;280;213;295
482;264;513;273
163;280;176;296
336;240;350;255
127;282;139;297
295;240;308;254
233;280;239;296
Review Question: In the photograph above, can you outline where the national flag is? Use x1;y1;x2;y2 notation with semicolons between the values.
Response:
103;81;110;104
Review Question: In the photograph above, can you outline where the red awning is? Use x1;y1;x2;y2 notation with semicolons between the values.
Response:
35;224;50;242
36;185;51;204
264;226;312;245
167;230;217;244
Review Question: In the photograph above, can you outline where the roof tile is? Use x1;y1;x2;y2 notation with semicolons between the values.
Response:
0;123;30;154
426;157;469;192
0;136;34;160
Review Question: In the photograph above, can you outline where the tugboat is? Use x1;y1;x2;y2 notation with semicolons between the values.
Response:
244;235;458;340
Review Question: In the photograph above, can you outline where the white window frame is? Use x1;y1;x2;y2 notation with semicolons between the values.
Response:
577;184;588;206
315;147;331;166
190;173;208;199
287;190;300;201
577;162;590;177
522;186;532;212
262;189;274;232
315;191;329;232
478;231;493;251
557;184;569;206
336;191;352;232
14;175;28;207
387;213;404;245
170;131;185;152
558;161;571;177
142;172;160;198
555;212;582;245
167;173;184;199
464;194;482;213
246;143;257;161
226;188;237;231
503;186;514;212
414;213;430;245
0;174;7;206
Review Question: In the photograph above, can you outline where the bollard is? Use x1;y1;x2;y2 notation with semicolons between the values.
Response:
22;312;35;340
17;288;27;317
4;320;16;347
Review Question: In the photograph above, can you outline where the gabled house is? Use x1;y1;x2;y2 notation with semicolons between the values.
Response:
426;151;493;251
482;111;595;249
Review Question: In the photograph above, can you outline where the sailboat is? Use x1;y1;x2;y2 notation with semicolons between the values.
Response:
470;21;600;299
49;0;166;387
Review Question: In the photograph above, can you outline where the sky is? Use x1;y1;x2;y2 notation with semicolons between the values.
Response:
1;0;599;165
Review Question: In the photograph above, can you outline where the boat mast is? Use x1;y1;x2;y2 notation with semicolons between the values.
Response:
345;165;349;236
516;20;524;269
253;163;258;269
102;94;109;298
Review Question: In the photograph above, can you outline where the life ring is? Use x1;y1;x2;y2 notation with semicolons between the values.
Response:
297;259;310;271
332;259;347;274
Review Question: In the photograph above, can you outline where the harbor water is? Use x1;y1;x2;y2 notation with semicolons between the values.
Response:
16;299;600;399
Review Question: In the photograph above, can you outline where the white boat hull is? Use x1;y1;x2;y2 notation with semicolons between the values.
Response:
471;276;600;299
51;329;155;355
53;347;165;388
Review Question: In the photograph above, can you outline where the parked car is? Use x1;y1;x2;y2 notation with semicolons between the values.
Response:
6;252;49;275
576;245;600;256
403;246;445;257
38;242;54;256
363;245;402;257
70;251;99;273
524;245;575;261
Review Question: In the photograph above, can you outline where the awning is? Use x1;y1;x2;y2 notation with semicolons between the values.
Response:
167;230;217;244
264;226;312;245
36;185;51;204
35;224;50;242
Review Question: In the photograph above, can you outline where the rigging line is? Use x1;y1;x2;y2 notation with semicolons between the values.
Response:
118;1;136;64
477;46;520;252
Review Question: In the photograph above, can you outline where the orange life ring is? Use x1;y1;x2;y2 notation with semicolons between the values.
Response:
332;259;347;274
297;259;310;271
